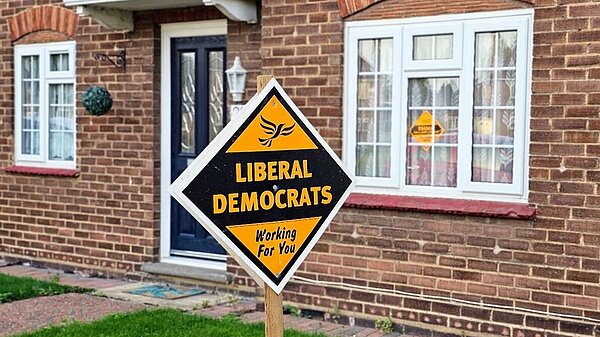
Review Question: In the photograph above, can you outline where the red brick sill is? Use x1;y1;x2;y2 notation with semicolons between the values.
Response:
344;193;536;220
2;165;80;177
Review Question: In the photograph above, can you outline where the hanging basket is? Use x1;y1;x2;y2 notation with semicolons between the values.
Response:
82;85;113;116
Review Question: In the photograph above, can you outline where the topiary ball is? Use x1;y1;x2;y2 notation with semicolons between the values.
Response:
82;85;113;116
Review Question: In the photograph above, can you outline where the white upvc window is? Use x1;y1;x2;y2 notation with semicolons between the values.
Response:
344;10;533;202
15;41;76;169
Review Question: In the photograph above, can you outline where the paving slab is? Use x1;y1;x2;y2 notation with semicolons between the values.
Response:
0;264;409;337
95;282;242;311
0;293;148;336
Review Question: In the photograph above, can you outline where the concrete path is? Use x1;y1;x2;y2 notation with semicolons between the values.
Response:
0;263;404;337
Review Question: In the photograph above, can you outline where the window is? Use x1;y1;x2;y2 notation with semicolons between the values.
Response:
344;10;532;202
15;42;76;168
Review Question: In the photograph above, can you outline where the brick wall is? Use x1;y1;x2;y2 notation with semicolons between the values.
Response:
0;2;238;277
245;1;600;336
1;0;600;336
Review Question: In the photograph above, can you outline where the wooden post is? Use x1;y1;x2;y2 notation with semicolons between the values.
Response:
257;74;284;337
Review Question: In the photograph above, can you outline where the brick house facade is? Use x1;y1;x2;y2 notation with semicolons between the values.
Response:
1;0;600;336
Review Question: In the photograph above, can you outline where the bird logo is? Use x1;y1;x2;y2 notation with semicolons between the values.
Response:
259;115;295;147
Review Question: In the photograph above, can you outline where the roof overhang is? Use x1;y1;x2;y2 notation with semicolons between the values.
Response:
64;0;257;31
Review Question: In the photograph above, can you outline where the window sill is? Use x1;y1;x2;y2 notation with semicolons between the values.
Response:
3;165;80;177
344;193;536;220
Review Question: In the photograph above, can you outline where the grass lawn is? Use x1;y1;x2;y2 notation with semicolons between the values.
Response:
16;308;329;337
0;273;89;303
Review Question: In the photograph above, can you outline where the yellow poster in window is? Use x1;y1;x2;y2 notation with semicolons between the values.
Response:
409;111;445;151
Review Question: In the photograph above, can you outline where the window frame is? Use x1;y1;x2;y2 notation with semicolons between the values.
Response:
14;41;76;169
343;9;533;202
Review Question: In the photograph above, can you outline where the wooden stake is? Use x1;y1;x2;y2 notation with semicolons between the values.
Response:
257;74;284;337
264;286;284;337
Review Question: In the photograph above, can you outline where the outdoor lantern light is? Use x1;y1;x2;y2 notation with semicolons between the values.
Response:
226;56;247;103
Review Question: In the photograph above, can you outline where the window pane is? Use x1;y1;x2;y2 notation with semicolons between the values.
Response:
22;82;32;104
379;39;393;72
414;34;453;60
475;33;495;68
495;148;514;183
495;109;514;145
437;110;459;144
50;53;69;71
432;146;457;187
356;145;374;176
355;38;393;178
48;84;75;161
208;51;224;142
22;131;40;156
376;145;391;178
471;147;513;184
22;56;39;79
472;147;493;183
21;55;41;157
498;31;517;67
358;75;375;107
473;31;517;184
413;36;433;60
497;70;516;106
408;78;433;107
435;34;453;59
407;145;431;186
407;78;459;187
473;109;494;145
435;78;459;107
358;40;376;72
32;81;40;104
357;110;374;142
180;52;196;154
378;74;392;107
377;110;391;143
474;71;494;106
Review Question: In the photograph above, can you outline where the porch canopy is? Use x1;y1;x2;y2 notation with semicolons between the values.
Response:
63;0;257;31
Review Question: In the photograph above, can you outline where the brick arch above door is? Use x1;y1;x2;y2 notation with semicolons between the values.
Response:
337;0;535;18
8;6;79;42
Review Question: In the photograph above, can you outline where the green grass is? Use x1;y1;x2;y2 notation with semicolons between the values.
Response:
0;273;89;303
16;309;329;337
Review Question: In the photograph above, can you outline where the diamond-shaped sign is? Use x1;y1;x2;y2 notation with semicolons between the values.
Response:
409;110;445;151
169;78;354;294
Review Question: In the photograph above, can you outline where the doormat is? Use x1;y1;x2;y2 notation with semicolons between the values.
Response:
126;285;206;300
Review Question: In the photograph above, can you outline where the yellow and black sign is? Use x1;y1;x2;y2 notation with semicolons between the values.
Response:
409;111;445;151
169;79;354;294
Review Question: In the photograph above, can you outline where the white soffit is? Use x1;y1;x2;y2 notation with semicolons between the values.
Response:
65;0;256;31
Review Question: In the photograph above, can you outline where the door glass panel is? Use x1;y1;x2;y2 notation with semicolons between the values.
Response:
180;52;196;154
208;51;224;142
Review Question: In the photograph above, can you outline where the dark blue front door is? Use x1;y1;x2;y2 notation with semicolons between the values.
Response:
171;35;227;259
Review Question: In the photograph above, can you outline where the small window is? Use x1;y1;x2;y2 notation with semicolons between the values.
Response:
345;11;532;202
15;42;76;168
403;22;462;70
413;34;454;60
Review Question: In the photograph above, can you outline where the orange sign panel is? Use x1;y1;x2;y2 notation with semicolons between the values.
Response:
409;111;445;151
